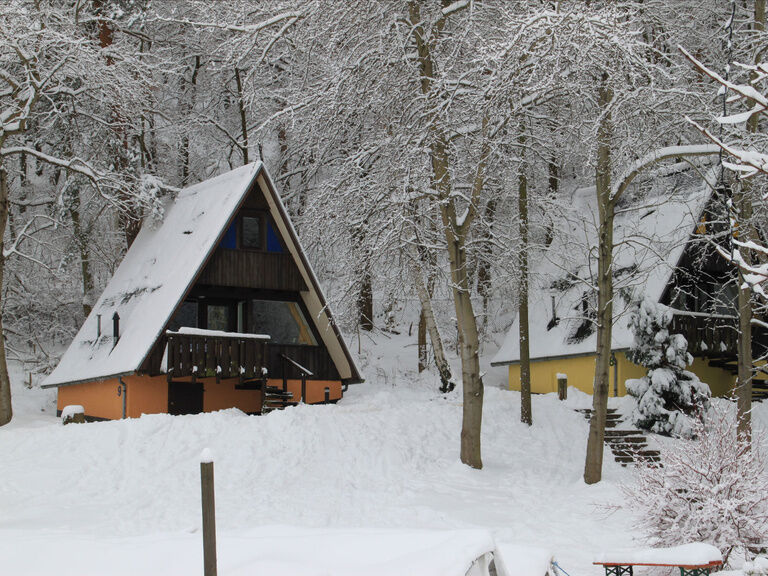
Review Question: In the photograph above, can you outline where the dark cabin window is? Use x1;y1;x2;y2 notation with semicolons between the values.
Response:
241;215;262;249
168;301;198;332
207;304;232;331
249;299;317;345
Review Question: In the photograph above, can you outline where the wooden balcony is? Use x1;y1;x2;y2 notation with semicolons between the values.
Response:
165;329;269;382
670;313;768;362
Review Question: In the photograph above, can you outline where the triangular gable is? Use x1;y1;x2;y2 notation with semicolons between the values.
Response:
43;163;361;387
491;181;712;367
251;168;361;383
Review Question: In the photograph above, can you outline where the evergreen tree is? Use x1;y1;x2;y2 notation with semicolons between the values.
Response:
626;298;710;437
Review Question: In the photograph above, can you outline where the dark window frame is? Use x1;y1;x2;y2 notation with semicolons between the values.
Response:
198;298;238;332
244;293;325;348
238;210;267;252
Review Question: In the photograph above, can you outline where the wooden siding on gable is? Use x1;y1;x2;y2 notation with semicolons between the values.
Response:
267;344;340;381
197;248;306;291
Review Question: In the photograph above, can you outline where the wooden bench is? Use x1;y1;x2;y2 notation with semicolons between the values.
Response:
594;544;723;576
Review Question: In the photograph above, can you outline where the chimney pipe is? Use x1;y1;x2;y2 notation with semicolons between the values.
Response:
97;314;102;338
113;312;120;346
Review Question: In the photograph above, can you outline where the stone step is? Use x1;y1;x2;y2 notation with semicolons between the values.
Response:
577;408;619;415
608;444;650;453
573;408;661;468
604;429;643;436
615;454;661;463
605;436;647;444
610;449;660;458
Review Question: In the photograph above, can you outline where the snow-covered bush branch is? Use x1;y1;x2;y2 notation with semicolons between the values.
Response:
622;405;768;564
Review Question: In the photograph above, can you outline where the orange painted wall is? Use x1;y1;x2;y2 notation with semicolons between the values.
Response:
125;374;168;418
57;378;124;420
268;378;342;404
203;377;263;414
58;374;343;420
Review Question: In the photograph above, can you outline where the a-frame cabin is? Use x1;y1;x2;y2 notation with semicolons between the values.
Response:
491;178;768;399
42;163;362;420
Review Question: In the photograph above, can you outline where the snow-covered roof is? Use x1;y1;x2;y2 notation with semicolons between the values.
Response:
43;163;261;387
492;178;711;366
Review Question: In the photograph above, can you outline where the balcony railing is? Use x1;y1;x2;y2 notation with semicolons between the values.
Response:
165;329;270;382
669;313;737;357
669;312;768;360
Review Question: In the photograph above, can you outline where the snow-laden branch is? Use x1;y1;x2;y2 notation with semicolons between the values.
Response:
680;46;768;109
0;146;102;181
611;145;720;201
442;1;471;17
3;214;57;265
686;118;768;181
155;10;305;35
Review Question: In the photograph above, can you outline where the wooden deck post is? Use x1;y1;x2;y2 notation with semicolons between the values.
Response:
200;453;217;576
557;374;567;401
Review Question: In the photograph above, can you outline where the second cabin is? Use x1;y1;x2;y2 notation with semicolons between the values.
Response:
42;162;362;420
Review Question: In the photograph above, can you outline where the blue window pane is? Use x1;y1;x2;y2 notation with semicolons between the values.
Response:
220;221;237;249
266;221;283;253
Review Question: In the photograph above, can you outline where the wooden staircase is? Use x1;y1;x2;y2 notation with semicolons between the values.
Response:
702;359;768;402
235;379;298;414
578;408;661;467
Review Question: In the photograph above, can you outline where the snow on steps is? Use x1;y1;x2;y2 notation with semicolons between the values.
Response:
576;408;661;467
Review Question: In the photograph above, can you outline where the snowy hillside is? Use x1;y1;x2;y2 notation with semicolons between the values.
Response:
0;328;648;576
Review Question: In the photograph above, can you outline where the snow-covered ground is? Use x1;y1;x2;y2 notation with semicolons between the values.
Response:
2;328;649;575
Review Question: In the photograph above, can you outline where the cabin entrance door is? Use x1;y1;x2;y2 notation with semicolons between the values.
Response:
168;381;204;415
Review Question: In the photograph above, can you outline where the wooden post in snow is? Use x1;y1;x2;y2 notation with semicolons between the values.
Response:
200;449;217;576
557;374;567;401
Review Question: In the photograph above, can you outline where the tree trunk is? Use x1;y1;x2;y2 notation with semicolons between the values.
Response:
180;55;201;187
234;67;249;165
445;235;484;469
408;0;483;468
410;254;454;392
544;158;559;247
476;198;495;332
67;187;95;318
735;0;765;440
358;270;374;331
736;262;753;439
418;307;427;372
0;162;13;426
584;74;614;485
518;137;532;426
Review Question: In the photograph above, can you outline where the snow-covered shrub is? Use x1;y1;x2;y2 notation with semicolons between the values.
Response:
622;406;768;565
625;298;710;437
744;557;768;576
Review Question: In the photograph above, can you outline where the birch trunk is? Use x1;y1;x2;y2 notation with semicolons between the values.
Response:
67;187;94;318
476;198;495;332
358;270;374;331
408;0;484;468
734;0;764;440
234;67;250;165
180;56;201;187
518;136;532;426
410;256;454;392
584;74;614;485
0;161;12;426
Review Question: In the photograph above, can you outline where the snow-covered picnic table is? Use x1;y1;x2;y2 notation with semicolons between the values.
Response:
594;544;723;576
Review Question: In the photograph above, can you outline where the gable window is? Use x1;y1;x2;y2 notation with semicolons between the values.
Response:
241;215;263;250
168;301;198;332
207;304;232;331
249;299;317;346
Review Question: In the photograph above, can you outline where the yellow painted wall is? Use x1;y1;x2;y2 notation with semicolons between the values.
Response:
507;352;736;398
